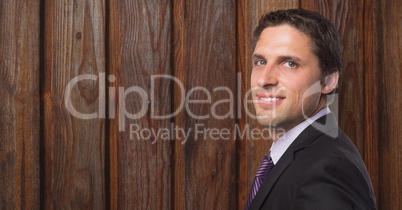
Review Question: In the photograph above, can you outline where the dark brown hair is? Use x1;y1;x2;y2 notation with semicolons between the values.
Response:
254;9;342;77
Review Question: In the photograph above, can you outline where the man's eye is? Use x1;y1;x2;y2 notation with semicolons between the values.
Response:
254;60;267;66
284;61;298;68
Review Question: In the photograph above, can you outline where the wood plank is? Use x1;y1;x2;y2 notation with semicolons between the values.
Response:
363;0;380;200
0;0;40;209
378;0;402;208
237;1;298;209
43;0;106;208
173;0;237;209
108;0;173;209
301;0;366;156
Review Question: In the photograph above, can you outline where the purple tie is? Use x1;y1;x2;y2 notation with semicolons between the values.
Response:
244;152;274;210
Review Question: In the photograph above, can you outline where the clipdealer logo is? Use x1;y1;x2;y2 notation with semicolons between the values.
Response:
64;73;337;141
129;123;286;144
65;73;261;131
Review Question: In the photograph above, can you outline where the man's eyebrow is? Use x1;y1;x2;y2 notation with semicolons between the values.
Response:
278;55;302;62
251;54;302;62
251;54;265;60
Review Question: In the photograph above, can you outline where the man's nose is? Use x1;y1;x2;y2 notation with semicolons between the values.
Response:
256;64;279;88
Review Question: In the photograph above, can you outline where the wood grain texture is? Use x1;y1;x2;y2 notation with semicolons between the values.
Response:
363;0;380;199
237;1;298;209
0;0;40;209
43;0;106;208
108;0;173;209
0;0;400;208
173;0;237;209
378;0;402;209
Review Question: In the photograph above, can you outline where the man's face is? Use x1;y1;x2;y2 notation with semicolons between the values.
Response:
251;24;328;134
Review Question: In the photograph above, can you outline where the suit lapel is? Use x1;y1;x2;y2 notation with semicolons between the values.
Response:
248;145;295;209
248;113;338;209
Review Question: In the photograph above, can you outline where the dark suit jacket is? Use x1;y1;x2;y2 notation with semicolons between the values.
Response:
248;113;377;210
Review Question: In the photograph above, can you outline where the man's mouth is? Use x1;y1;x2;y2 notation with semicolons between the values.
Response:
259;97;285;102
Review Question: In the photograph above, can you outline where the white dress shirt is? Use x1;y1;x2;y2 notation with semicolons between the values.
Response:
270;107;331;164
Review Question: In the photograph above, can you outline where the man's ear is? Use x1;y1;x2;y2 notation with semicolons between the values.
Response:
322;71;339;94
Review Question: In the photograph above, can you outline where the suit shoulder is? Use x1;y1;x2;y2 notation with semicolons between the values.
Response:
304;128;363;163
293;155;376;209
295;128;372;185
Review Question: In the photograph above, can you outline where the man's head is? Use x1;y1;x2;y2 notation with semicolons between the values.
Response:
253;9;342;78
250;9;341;138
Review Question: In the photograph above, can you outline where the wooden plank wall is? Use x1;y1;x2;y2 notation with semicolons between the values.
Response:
0;0;40;209
108;0;173;209
1;0;401;209
43;0;106;208
173;1;237;209
378;0;402;208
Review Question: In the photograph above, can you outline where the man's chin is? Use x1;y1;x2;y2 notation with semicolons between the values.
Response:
256;118;277;128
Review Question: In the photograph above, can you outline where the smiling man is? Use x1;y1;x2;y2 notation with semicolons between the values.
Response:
245;9;377;210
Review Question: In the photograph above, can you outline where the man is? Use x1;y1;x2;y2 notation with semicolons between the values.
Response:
245;9;377;209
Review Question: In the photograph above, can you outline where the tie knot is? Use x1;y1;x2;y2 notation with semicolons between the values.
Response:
244;152;275;210
255;155;274;180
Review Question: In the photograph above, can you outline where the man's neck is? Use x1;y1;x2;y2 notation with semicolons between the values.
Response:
270;107;330;142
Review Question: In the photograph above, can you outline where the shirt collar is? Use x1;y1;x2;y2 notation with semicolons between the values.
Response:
270;107;331;164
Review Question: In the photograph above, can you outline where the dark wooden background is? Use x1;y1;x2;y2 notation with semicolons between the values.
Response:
1;0;400;209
